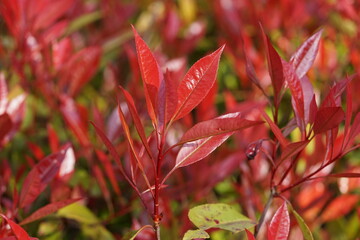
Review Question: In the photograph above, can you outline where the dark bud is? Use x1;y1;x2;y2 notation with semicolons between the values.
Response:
246;140;262;160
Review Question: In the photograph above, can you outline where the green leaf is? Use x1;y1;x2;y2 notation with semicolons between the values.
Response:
183;229;210;240
290;207;314;240
122;225;154;240
57;203;114;240
188;203;256;233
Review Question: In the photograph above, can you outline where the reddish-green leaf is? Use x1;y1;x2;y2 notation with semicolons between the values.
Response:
261;110;288;147
313;107;345;134
268;202;290;240
132;26;162;124
19;149;67;209
0;214;31;240
172;45;225;121
245;229;256;240
260;25;284;106
175;132;232;169
290;29;323;79
20;198;81;225
179;112;263;144
321;194;359;222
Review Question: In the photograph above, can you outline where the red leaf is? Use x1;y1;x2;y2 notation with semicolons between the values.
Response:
91;122;128;182
95;150;121;196
132;26;162;124
242;42;263;93
282;61;304;120
0;113;12;142
313;107;345;134
277;140;309;167
267;202;290;240
164;70;178;124
261;110;288;147
59;47;101;97
245;229;256;240
117;103;146;173
20;198;81;225
119;86;152;158
347;112;360;147
175;132;232;169
60;95;90;147
19;148;67;209
56;144;75;181
93;165;111;206
260;25;284;107
321;194;359;222
33;0;72;31
172;45;225;121
0;72;8;114
179;112;263;144
344;83;352;144
47;124;59;152
0;214;31;240
290;29;323;79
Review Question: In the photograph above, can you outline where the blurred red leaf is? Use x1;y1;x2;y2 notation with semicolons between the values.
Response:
0;113;12;142
278;140;309;166
56;144;75;181
179;112;263;144
19;148;67;209
95;150;121;196
20;198;81;225
267;202;290;240
245;229;256;240
321;194;359;222
290;29;323;79
172;45;225;121
313;107;345;134
347;112;360;147
32;0;72;31
60;96;90;147
0;214;31;240
59;46;101;97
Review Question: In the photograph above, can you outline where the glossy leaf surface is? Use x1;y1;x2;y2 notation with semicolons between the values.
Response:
268;202;290;240
179;112;263;144
173;45;225;121
290;30;323;79
175;132;232;168
132;26;162;124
